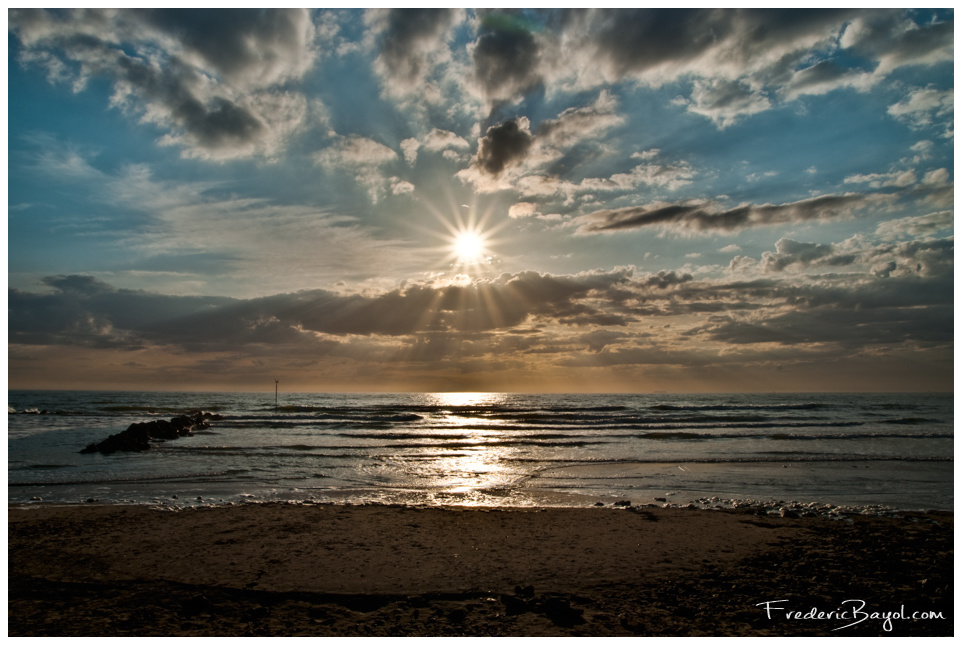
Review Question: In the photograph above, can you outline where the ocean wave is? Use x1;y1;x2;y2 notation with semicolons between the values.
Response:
8;468;252;487
502;455;954;465
639;432;713;440
374;439;613;449
97;405;227;415
648;402;829;412
770;431;953;440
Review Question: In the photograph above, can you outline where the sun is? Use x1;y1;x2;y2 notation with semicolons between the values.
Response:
419;200;506;275
453;230;486;264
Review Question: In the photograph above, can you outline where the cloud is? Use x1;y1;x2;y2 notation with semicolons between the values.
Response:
141;9;316;86
759;238;858;273
696;302;952;348
465;9;951;127
578;159;695;193
9;275;233;349
37;157;422;296
677;78;770;128
910;139;934;159
10;8;317;160
844;169;917;188
840;11;954;74
459;91;632;194
536;89;625;147
391;179;415;195
9;267;638;352
425;128;470;150
314;136;399;203
470;117;535;176
578;329;631;352
875;211;954;240
545;9;858;118
470;10;545;105
366;8;463;95
740;234;954;281
508;202;539;219
11;240;952;387
779;60;876;100
572;192;890;235
922;168;950;185
888;87;954;137
400;137;420;164
316;136;397;167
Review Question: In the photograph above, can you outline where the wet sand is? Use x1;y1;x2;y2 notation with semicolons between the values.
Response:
8;503;953;636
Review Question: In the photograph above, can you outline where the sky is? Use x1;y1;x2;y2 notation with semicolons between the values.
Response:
6;8;955;393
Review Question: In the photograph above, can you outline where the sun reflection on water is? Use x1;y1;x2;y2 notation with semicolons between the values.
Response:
407;392;521;504
424;391;507;408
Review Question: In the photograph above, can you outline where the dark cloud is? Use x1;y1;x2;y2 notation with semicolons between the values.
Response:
561;345;712;368
555;9;855;79
698;302;953;348
9;8;314;159
472;10;543;103
841;11;954;73
886;238;954;278
557;8;735;77
573;193;887;234
369;8;461;93
138;9;316;86
41;274;114;295
579;329;631;352
10;248;950;373
478;9;948;125
111;53;268;152
8;276;234;349
636;270;694;290
760;239;857;272
472;117;535;176
459;91;627;191
758;236;954;278
8;268;636;352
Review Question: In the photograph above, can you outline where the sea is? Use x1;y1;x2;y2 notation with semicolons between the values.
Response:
7;391;954;513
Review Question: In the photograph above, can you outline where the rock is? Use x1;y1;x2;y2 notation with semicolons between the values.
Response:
80;412;213;454
514;585;535;598
539;596;585;627
80;424;152;454
500;594;529;615
613;500;632;507
180;593;216;617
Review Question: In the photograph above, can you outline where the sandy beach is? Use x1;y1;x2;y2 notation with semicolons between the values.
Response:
8;502;952;636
